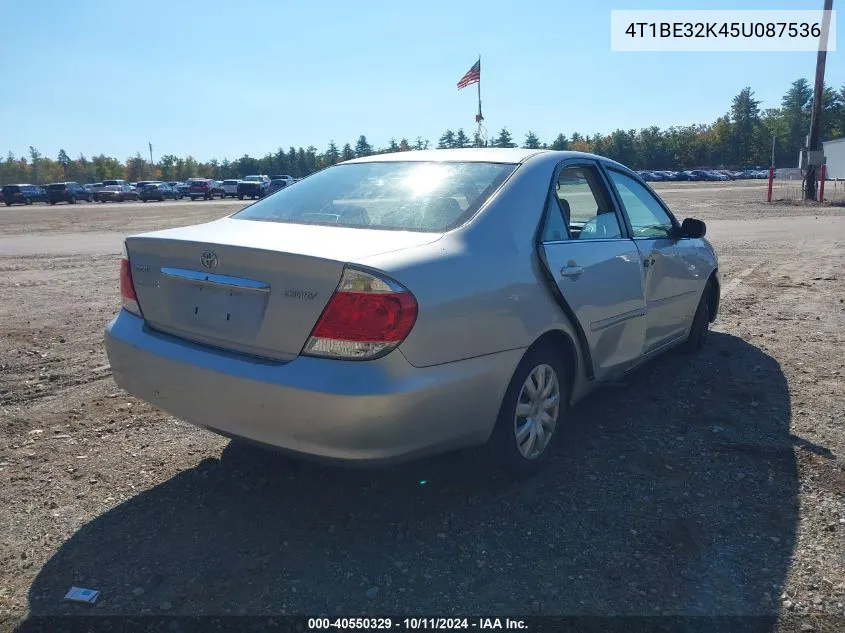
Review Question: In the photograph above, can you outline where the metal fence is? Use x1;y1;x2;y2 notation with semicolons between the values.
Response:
770;168;845;203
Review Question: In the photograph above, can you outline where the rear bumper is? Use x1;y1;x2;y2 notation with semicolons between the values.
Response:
104;310;521;465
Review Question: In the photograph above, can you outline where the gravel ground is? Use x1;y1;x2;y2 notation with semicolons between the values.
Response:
0;182;843;631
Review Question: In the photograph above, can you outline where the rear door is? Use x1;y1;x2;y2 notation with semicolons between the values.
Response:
604;168;702;354
538;160;646;379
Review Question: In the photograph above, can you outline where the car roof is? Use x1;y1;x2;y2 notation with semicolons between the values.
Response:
341;148;637;173
343;148;547;164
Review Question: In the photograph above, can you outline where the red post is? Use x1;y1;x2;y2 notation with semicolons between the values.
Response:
818;164;826;202
767;166;775;202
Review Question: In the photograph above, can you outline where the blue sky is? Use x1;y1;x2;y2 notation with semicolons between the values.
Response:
0;0;841;162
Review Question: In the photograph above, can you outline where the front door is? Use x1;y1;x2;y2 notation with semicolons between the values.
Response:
539;162;646;380
604;168;702;353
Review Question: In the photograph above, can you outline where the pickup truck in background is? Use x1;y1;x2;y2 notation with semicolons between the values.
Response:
237;175;270;199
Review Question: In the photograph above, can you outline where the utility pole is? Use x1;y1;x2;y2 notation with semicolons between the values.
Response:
148;142;154;178
804;0;833;200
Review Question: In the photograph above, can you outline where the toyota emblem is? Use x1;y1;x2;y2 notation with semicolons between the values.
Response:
200;251;218;270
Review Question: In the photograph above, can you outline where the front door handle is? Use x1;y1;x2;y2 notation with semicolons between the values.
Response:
560;265;584;279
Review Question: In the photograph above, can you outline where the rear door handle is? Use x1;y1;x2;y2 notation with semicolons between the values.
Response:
560;266;584;279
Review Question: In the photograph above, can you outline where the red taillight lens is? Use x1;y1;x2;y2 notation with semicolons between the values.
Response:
311;291;417;342
119;256;141;316
304;268;417;360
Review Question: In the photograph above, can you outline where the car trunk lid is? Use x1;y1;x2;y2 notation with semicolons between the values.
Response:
125;218;442;361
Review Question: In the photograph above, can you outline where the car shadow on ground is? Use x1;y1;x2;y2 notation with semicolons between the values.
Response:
21;332;797;619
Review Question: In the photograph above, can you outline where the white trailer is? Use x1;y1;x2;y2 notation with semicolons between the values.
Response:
822;137;845;179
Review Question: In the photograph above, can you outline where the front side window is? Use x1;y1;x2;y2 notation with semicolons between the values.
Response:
234;161;517;232
607;170;675;238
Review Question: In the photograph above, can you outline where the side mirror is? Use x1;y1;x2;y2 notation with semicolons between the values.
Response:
680;218;706;239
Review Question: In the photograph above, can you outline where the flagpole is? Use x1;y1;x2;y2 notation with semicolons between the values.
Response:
476;55;483;146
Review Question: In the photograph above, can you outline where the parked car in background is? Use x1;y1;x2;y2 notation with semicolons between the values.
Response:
140;182;180;202
46;182;93;204
705;171;729;181
106;148;719;477
88;183;104;198
165;182;184;199
2;184;49;206
97;184;138;202
222;179;241;197
237;174;270;199
188;178;224;200
212;181;226;197
270;174;295;188
268;179;290;194
637;171;654;182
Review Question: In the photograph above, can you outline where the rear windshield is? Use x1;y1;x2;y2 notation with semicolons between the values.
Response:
233;161;517;232
223;180;238;185
102;185;121;191
243;176;262;182
142;183;159;189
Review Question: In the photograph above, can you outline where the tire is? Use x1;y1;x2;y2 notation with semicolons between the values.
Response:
25;198;32;206
680;282;712;353
487;343;567;478
142;199;148;203
4;202;10;207
191;196;197;201
49;200;56;206
69;196;76;204
205;194;211;200
238;195;244;200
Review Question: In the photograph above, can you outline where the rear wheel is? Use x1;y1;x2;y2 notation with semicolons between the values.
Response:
25;198;32;206
680;282;712;353
488;344;566;478
69;195;76;204
238;195;244;200
191;196;197;201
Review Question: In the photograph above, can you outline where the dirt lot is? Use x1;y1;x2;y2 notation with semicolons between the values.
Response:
0;181;843;630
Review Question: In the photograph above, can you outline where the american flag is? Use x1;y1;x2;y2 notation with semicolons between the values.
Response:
457;59;480;90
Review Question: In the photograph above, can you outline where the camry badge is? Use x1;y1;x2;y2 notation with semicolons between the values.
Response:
200;251;218;270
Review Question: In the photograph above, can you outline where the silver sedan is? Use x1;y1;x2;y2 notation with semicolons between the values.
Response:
104;149;719;477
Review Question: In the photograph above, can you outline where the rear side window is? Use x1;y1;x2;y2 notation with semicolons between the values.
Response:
2;186;20;193
48;184;67;190
233;161;517;232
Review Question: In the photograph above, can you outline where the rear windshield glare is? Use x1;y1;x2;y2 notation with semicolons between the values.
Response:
232;161;517;232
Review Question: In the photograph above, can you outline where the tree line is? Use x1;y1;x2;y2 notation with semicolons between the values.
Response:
2;78;843;186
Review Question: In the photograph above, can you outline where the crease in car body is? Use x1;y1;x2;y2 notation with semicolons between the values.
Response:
107;148;718;475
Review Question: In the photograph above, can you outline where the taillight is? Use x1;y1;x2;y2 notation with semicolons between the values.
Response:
303;267;417;360
119;245;142;317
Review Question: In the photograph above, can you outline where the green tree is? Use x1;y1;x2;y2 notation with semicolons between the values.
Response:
730;87;762;167
493;128;516;148
57;149;71;176
550;133;569;151
325;141;340;165
780;78;813;161
126;153;147;181
386;138;400;153
398;138;411;151
523;130;541;149
454;129;471;148
341;143;355;161
437;129;456;149
355;135;373;157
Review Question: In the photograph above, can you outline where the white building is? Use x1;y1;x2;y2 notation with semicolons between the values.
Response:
823;137;845;179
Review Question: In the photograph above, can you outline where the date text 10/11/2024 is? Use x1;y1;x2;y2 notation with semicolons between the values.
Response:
307;618;528;630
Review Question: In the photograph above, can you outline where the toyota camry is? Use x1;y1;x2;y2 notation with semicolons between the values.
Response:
104;149;719;476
